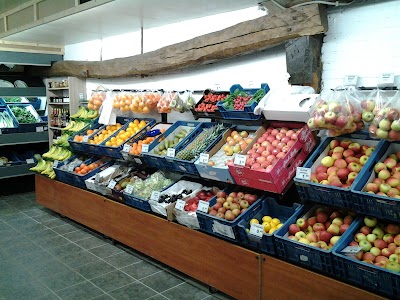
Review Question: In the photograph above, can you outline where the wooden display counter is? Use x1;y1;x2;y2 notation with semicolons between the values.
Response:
36;175;385;300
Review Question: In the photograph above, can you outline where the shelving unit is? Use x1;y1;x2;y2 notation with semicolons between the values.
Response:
45;77;86;145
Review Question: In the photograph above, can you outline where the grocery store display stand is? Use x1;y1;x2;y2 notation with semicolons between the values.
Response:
36;175;384;300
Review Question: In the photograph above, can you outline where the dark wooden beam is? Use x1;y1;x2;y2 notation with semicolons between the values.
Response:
285;34;323;92
28;4;327;79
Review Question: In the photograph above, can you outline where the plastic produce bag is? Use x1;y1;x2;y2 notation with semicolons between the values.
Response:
88;86;107;111
369;91;400;141
307;89;363;137
361;89;389;124
157;92;176;113
143;91;161;110
132;171;174;200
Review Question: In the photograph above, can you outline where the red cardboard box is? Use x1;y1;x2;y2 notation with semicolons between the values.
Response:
228;122;315;193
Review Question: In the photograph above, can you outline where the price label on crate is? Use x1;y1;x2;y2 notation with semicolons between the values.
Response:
296;167;311;180
249;224;264;238
212;221;235;239
150;191;160;201
234;154;247;166
141;144;149;153
166;148;175;158
83;135;89;143
123;144;131;152
175;199;186;211
378;73;395;86
199;153;209;164
36;126;44;132
53;160;59;168
341;246;362;255
125;184;134;194
134;158;142;164
196;200;209;213
26;158;34;164
68;164;75;172
107;180;117;189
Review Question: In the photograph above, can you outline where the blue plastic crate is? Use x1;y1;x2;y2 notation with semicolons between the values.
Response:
274;205;360;276
352;141;400;221
237;199;302;254
28;98;42;109
0;106;19;134
8;103;46;133
294;133;385;208
142;121;201;170
73;157;113;189
53;156;80;185
99;118;156;159
333;218;400;298
68;118;101;153
167;123;230;176
216;83;269;120
196;187;264;243
0;151;21;166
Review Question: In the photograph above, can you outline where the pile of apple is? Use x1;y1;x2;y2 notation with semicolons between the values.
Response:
364;151;400;198
243;126;300;172
348;216;400;273
310;139;375;188
208;191;258;221
288;207;355;250
183;190;216;212
307;99;364;136
369;105;400;141
248;215;283;235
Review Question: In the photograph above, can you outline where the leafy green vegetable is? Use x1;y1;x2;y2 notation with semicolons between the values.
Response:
247;89;265;105
10;106;37;124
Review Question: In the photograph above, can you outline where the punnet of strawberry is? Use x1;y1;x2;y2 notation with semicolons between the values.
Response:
195;92;228;113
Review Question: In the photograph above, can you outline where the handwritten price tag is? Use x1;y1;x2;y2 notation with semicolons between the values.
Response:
82;135;89;142
150;191;160;201
53;160;59;168
123;144;131;152
107;180;117;189
141;144;149;153
250;224;264;238
296;167;311;180
166;148;175;158
26;158;34;164
234;154;247;166
125;184;134;194
196;200;209;213
175;199;186;211
199;153;209;164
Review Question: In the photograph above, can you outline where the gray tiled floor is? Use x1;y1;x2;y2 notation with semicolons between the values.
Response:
0;192;233;300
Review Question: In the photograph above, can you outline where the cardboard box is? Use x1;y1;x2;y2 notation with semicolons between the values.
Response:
228;122;315;193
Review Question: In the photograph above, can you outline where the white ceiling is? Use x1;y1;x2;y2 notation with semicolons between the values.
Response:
2;0;261;46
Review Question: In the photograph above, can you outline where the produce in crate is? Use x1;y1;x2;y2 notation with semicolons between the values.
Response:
243;126;301;172
195;92;228;113
346;216;400;273
30;154;56;179
157;189;193;204
175;124;227;161
42;145;73;161
361;89;388;123
73;160;106;175
369;92;400;141
153;128;191;156
53;133;71;148
221;89;264;111
70;106;99;119
87;123;122;145
183;190;216;212
0;111;16;128
208;190;258;221
247;215;283;235
287;206;354;250
307;89;363;136
310;139;375;188
129;134;163;155
364;151;400;198
62;120;90;132
10;106;37;123
104;119;148;147
129;171;174;200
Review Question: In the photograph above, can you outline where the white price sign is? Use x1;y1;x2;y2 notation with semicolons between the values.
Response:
234;154;247;166
134;158;142;164
166;148;175;158
249;223;264;238
212;221;235;239
150;191;161;201
0;129;2;134
141;144;149;153
68;164;75;172
82;135;89;142
36;126;44;132
53;160;59;168
107;180;117;189
199;153;209;164
125;184;134;194
342;246;362;254
343;75;358;86
296;167;311;180
196;200;209;213
123;144;131;152
378;73;395;86
26;158;34;164
175;199;186;211
0;160;3;166
79;93;84;100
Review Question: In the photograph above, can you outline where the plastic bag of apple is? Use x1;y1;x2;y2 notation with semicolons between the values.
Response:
369;91;400;141
360;88;389;124
307;89;364;137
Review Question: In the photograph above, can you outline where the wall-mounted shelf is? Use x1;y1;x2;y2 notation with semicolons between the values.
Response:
0;87;46;97
0;163;36;179
0;131;48;146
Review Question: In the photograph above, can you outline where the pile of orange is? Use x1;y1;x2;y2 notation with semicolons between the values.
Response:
112;92;160;114
88;92;106;111
73;129;95;142
129;128;166;155
105;119;147;147
88;123;122;145
74;161;103;175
